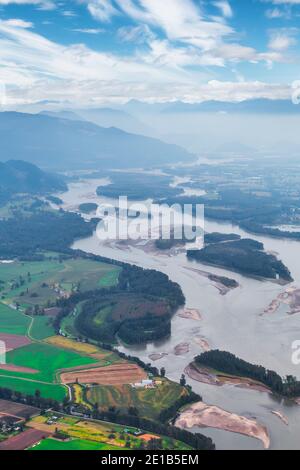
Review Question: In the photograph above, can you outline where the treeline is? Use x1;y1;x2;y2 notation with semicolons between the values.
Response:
187;238;293;282
0;387;62;412
118;265;185;308
195;350;300;398
240;220;300;240
158;390;201;423
118;315;171;344
0;211;98;258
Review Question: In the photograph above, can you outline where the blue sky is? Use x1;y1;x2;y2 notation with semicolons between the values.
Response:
0;0;300;106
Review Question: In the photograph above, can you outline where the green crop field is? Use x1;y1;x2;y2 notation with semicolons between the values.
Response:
98;268;121;287
0;303;30;335
29;438;121;451
0;376;66;401
29;316;55;340
1;343;98;383
0;257;121;308
87;379;188;420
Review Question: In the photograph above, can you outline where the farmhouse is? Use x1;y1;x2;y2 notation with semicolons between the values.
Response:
132;379;155;389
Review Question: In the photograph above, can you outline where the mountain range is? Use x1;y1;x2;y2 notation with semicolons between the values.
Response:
120;99;300;115
0;112;193;170
0;160;66;193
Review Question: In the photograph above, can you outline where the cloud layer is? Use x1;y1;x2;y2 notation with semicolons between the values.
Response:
0;0;299;106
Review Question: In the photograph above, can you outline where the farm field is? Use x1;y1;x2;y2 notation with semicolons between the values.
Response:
28;413;190;450
61;363;147;386
45;336;105;356
0;376;67;401
87;378;189;420
29;438;121;451
45;336;121;365
0;256;121;309
0;399;40;420
0;343;98;383
0;333;31;351
29;316;55;340
0;303;30;335
0;428;50;451
29;415;135;448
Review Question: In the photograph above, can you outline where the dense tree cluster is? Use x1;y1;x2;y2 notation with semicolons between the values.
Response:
195;350;300;398
158;390;202;423
118;265;185;308
0;211;98;258
187;238;292;282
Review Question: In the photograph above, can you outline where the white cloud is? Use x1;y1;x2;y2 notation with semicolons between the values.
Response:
0;0;55;9
72;27;104;34
118;24;155;44
83;0;118;21
268;28;297;51
83;0;287;67
3;18;33;28
0;17;291;106
269;0;300;3
213;1;233;18
269;33;296;50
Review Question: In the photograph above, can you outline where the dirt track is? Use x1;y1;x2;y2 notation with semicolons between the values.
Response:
0;364;38;374
60;363;147;385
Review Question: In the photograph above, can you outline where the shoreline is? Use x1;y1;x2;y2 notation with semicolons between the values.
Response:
185;362;271;394
187;259;292;286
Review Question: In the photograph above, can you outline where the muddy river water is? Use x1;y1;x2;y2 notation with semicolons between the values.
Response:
58;179;300;450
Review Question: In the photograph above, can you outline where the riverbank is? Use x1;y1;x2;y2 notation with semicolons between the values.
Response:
185;362;271;394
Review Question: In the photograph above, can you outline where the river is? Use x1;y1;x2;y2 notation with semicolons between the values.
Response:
58;178;300;450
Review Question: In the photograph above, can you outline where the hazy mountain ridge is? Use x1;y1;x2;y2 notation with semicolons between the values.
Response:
120;99;300;115
0;112;193;170
0;160;66;193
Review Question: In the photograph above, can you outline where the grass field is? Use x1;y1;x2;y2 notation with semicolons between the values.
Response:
45;336;101;355
29;438;121;451
0;376;66;401
29;317;55;340
87;378;188;420
0;303;30;335
0;257;121;308
45;336;121;365
2;343;98;383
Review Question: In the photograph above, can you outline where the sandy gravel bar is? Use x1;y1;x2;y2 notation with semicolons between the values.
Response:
175;401;270;449
177;308;202;321
174;343;190;356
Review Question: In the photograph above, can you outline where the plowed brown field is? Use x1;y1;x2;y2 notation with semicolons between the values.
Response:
60;363;147;385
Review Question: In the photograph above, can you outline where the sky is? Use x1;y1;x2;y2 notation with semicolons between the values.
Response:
0;0;300;107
